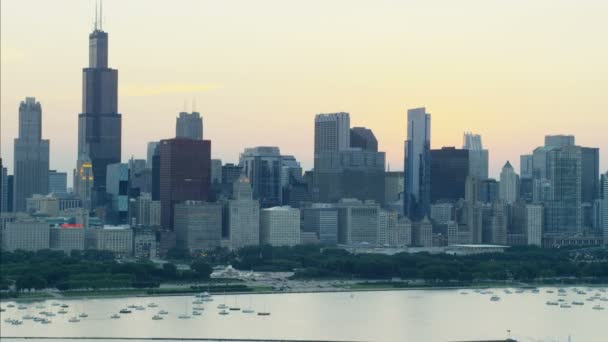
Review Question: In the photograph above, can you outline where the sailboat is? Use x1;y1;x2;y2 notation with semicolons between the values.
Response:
242;296;255;314
178;299;191;319
229;296;241;311
257;301;270;316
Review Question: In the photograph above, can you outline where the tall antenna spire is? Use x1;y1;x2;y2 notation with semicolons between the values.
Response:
94;0;98;30
99;0;103;30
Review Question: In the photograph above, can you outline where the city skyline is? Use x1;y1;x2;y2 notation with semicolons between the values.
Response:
1;0;608;182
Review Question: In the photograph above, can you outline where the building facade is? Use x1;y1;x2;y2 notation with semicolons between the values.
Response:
430;147;469;203
176;112;203;140
260;206;301;246
499;161;519;204
13;97;50;212
302;204;339;245
159;138;211;229
77;25;121;208
404;107;431;219
227;177;260;250
2;221;50;251
174;201;222;251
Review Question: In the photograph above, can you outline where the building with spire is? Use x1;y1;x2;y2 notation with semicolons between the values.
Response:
176;112;203;140
13;97;50;212
499;161;519;204
77;2;121;208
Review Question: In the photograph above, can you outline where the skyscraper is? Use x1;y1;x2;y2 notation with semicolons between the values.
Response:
463;133;489;180
545;145;582;234
404;107;431;220
499;161;519;204
74;155;94;209
48;170;68;194
227;176;260;250
13;97;50;212
350;127;378;152
581;147;600;203
430;147;469;203
146;141;159;169
314;113;350;154
545;135;575;148
0;159;6;213
239;147;283;208
77;17;121;208
520;154;534;179
601;172;608;245
159;138;211;230
176;112;203;140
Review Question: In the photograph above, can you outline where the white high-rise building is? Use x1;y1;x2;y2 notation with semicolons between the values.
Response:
260;206;300;246
314;113;350;154
526;204;543;246
499;161;519;204
228;176;260;250
463;132;489;180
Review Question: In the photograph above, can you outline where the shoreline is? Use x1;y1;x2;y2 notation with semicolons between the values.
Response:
2;282;607;302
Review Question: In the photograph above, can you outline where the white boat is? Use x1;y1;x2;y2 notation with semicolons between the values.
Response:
50;303;60;307
110;314;120;319
192;300;204;304
202;297;214;302
178;314;191;319
592;305;605;310
572;301;584;306
459;291;468;295
17;305;27;310
192;311;202;316
78;313;88;318
128;304;137;309
11;320;23;325
158;310;169;315
22;314;34;320
7;304;16;308
560;303;572;308
60;304;69;308
41;318;51;324
147;303;158;308
490;296;501;302
242;308;255;313
546;301;559;306
152;314;163;320
135;305;146;311
219;309;229;315
68;317;80;323
58;309;68;314
217;304;228;309
193;306;204;311
257;311;271;316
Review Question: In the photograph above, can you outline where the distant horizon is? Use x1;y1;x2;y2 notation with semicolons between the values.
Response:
2;0;607;183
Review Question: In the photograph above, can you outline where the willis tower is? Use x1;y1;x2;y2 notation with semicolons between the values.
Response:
77;4;121;208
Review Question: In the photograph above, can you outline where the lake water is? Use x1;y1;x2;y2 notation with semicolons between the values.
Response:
1;287;607;342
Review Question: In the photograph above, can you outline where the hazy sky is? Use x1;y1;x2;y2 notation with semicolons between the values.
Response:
1;0;607;184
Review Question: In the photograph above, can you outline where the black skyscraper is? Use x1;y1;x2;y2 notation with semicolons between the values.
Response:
77;18;121;208
430;147;469;203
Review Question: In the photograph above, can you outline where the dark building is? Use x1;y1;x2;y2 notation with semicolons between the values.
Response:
350;127;378;152
159;138;211;230
219;163;243;198
77;23;121;208
176;112;203;140
430;147;469;203
0;158;4;212
479;179;499;204
581;147;599;203
7;175;14;213
151;145;160;200
13;97;50;212
314;150;385;204
519;177;534;203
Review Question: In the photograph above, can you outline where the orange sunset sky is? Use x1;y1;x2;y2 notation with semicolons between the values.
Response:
1;0;607;184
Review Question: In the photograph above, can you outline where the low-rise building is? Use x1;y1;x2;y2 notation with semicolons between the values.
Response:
50;224;85;253
95;225;133;257
2;221;50;251
260;206;300;246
